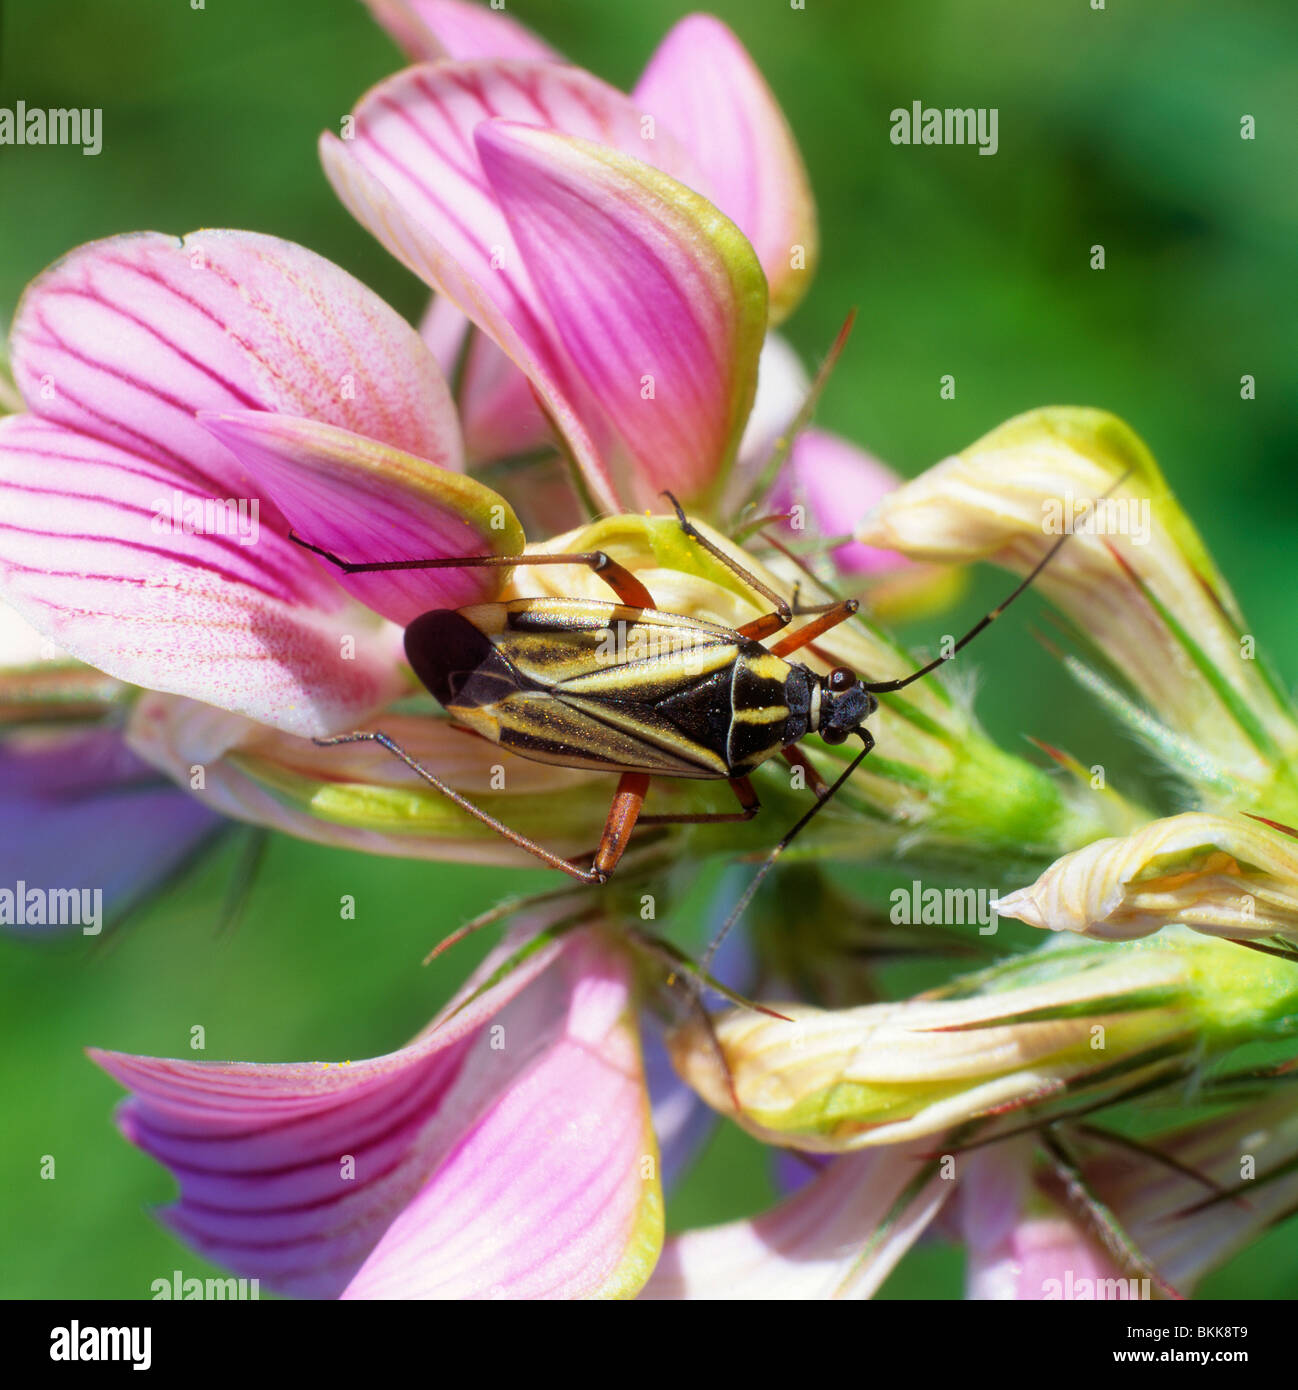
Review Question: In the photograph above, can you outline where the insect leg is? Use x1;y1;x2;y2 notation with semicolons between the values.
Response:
780;745;830;800
638;776;761;825
289;535;655;609
789;582;844;617
767;599;861;658
566;779;759;872
313;730;609;883
733;610;794;642
700;729;876;974
591;772;652;877
659;491;794;637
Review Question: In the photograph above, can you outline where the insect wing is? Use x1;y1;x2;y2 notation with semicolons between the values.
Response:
445;599;742;776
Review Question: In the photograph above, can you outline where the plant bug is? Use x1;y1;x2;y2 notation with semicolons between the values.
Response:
290;491;1086;947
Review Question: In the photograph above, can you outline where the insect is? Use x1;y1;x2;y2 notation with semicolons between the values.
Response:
290;492;1080;949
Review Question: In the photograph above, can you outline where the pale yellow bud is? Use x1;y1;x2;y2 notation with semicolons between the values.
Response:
998;811;1298;945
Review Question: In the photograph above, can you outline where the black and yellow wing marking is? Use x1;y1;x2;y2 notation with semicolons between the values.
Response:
404;598;794;779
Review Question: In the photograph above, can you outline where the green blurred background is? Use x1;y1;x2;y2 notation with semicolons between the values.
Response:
2;0;1296;1298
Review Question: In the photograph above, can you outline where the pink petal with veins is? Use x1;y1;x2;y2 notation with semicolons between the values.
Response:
634;14;817;322
478;122;767;506
0;414;402;734
199;411;523;625
321;59;707;509
93;930;660;1300
362;0;560;63
10;231;458;499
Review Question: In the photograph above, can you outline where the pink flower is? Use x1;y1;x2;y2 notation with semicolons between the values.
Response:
91;910;951;1300
331;8;937;594
92;925;662;1299
958;1142;1129;1300
323;12;815;510
642;1147;949;1299
0;230;513;737
768;429;912;577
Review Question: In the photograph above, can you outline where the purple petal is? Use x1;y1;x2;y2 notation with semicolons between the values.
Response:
0;727;219;934
92;930;661;1300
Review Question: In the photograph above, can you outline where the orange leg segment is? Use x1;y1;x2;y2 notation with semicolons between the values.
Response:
768;599;859;659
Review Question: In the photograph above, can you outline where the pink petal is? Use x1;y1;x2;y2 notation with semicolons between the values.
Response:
419;297;551;463
344;938;660;1298
458;329;551;464
320;59;705;510
362;0;560;63
10;231;457;498
642;1147;947;1300
418;294;471;378
91;930;660;1300
724;331;810;513
959;1144;1125;1300
634;14;817;323
0;414;404;735
199;411;524;625
478;121;767;506
767;428;909;575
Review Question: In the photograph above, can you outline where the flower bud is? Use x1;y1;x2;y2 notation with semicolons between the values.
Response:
998;811;1298;946
669;929;1298;1151
856;408;1298;817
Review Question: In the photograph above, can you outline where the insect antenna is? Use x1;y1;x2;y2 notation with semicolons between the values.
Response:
628;928;789;1117
697;474;1134;975
863;473;1130;695
699;729;875;977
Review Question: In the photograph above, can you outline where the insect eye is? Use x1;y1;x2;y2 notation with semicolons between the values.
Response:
827;666;855;692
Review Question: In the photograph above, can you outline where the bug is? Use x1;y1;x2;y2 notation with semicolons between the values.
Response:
290;492;1080;951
